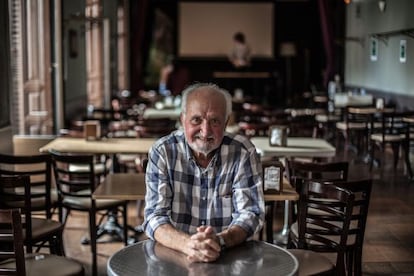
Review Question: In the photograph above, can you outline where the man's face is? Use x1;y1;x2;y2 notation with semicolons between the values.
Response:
181;89;227;156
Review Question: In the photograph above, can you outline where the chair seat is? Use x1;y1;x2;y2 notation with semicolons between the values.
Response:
25;217;63;240
315;114;341;123
63;192;126;210
336;121;366;130
288;249;335;276
0;253;84;276
69;163;106;174
10;187;58;209
370;133;404;142
291;221;357;246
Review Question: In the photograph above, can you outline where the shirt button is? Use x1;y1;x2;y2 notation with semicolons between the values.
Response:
202;197;206;201
201;221;206;225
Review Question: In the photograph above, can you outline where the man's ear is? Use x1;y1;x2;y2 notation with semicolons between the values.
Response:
224;116;230;128
180;113;184;125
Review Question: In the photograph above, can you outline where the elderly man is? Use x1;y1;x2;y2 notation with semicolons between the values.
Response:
143;83;264;263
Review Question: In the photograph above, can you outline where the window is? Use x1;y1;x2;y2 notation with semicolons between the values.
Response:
0;0;10;128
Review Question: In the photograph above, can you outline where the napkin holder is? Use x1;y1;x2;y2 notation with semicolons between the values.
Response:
269;125;288;147
262;159;284;194
84;120;101;141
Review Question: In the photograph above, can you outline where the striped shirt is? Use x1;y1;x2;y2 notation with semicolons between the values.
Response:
143;130;265;240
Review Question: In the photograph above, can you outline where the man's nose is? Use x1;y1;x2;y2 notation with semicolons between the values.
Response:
200;120;212;135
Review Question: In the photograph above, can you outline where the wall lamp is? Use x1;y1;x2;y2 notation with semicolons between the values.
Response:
378;0;386;12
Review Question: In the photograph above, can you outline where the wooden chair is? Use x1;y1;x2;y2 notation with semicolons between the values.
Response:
0;153;57;218
334;179;373;276
131;117;176;172
286;159;349;225
0;174;65;255
49;150;128;276
289;179;356;276
0;208;85;276
369;110;414;172
336;106;372;158
286;159;349;184
403;115;414;179
236;103;272;137
134;117;177;138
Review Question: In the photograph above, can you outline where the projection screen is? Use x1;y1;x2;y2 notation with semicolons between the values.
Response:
178;2;274;58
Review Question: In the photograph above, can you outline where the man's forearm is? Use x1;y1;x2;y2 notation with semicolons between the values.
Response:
218;225;248;249
154;223;192;255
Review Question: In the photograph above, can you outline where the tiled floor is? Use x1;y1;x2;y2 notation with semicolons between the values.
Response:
61;146;414;276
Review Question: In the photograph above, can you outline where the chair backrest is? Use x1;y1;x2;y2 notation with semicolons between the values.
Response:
236;103;272;137
0;208;26;276
0;175;34;254
295;179;355;273
134;118;177;138
0;153;53;219
335;179;372;275
287;159;349;183
12;135;56;155
371;110;414;143
49;150;97;204
340;106;374;128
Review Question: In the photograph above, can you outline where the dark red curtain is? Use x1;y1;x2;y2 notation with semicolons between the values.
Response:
130;0;149;93
318;0;334;89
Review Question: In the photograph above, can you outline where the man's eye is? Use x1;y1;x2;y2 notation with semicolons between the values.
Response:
191;118;202;124
211;119;220;125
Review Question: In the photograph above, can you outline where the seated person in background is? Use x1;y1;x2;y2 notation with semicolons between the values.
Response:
143;83;265;263
228;32;251;69
159;57;190;97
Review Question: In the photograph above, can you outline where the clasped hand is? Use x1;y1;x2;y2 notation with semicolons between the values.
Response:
186;225;221;263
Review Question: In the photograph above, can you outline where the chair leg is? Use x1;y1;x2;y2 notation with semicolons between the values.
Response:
369;144;375;171
391;143;400;171
404;141;414;178
354;247;363;276
89;210;98;276
56;231;66;256
265;202;274;243
123;204;128;246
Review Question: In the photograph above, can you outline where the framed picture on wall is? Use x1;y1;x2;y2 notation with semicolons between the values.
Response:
370;37;378;61
400;40;407;63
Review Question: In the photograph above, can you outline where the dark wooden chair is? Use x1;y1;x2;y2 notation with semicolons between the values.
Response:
336;106;372;158
403;115;414;179
289;178;372;276
0;208;84;276
286;159;349;225
49;150;128;276
236;103;272;137
0;174;65;255
286;159;349;184
134;117;177;138
369;110;414;172
289;179;356;276
0;153;58;218
334;179;373;276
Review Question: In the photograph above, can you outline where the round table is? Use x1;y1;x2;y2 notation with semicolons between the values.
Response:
107;240;298;276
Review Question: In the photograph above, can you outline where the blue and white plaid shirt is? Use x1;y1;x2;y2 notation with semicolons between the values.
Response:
143;130;265;240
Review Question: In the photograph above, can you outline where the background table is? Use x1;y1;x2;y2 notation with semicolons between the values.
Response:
93;173;297;202
107;240;298;276
39;137;156;154
143;107;181;120
334;93;374;108
93;172;299;244
250;137;336;159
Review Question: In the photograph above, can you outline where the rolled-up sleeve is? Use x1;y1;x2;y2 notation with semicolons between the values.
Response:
229;147;265;237
142;146;173;240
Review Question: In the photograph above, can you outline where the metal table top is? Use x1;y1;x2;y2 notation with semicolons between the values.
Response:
108;239;298;276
